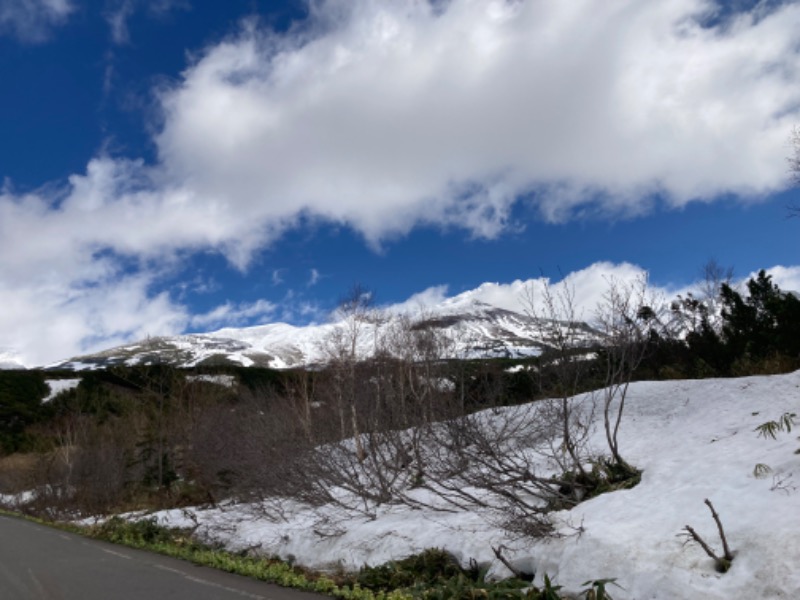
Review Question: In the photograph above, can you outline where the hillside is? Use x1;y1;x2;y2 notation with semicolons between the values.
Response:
146;371;800;599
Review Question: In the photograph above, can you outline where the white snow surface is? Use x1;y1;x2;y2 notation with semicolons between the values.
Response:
43;379;81;402
186;374;237;387
149;371;800;599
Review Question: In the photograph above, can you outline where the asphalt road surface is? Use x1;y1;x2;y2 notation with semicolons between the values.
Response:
0;514;327;600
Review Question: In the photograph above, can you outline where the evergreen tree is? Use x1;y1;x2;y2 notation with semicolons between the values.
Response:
720;270;800;362
0;371;49;454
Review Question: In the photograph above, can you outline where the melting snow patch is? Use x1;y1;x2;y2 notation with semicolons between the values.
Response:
186;374;237;388
43;379;81;403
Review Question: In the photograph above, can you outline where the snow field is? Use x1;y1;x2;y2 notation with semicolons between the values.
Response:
154;371;800;599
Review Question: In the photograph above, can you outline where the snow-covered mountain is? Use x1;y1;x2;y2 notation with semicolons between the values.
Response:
48;299;601;371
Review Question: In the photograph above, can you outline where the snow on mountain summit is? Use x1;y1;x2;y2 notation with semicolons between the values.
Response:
48;292;601;371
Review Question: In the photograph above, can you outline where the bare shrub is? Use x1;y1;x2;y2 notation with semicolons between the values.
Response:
594;275;663;473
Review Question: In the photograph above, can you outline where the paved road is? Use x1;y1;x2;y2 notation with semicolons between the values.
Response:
0;514;327;600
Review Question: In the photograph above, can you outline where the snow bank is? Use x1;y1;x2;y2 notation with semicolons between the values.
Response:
155;371;800;598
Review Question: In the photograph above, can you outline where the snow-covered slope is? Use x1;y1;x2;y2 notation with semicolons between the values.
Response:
153;370;800;599
49;299;600;370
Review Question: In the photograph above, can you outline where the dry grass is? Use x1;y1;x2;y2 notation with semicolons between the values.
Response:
0;452;42;494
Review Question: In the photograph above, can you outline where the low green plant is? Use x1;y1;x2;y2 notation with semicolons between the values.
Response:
85;517;411;599
755;412;797;440
580;578;619;599
409;569;534;599
753;463;773;478
356;548;573;599
95;516;183;546
540;575;562;600
550;459;641;511
357;548;466;591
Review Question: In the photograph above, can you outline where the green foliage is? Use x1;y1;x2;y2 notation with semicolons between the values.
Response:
0;370;50;454
357;549;572;599
580;578;619;600
753;463;773;478
232;366;285;393
357;549;466;591
87;517;413;600
550;459;641;510
754;412;796;440
651;270;800;379
48;372;137;422
407;569;536;599
139;450;179;489
540;575;562;600
95;516;180;546
720;271;800;367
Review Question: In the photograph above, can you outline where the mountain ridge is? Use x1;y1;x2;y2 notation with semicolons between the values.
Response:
47;299;601;371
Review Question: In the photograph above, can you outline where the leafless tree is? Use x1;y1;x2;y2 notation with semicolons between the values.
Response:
306;311;464;518
521;278;595;482
320;284;385;461
594;275;663;473
699;259;734;302
418;401;578;536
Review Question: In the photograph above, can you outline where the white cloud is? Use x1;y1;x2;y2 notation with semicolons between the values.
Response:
0;267;190;367
384;284;451;314
190;299;276;329
0;168;278;365
155;0;800;248
308;268;321;287
0;0;74;42
105;0;135;44
392;262;668;321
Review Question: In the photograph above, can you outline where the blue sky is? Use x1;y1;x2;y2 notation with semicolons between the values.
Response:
1;0;799;366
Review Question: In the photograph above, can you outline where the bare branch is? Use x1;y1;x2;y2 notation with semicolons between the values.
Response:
704;498;733;562
681;498;734;573
492;545;533;581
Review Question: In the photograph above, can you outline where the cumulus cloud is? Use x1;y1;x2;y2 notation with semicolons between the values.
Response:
0;267;190;367
386;262;672;321
0;0;74;42
385;284;451;314
385;262;800;331
155;0;800;247
189;299;276;329
3;0;800;364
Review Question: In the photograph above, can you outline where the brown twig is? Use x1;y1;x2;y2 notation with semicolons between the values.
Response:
680;498;734;573
682;525;721;563
491;545;532;581
704;498;733;561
